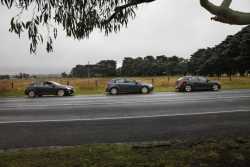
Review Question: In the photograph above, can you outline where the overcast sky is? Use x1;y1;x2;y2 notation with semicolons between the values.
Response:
0;0;250;74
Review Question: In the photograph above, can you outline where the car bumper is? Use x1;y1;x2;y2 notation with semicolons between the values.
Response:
67;89;74;95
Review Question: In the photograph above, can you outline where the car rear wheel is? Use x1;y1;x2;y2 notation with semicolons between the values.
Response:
28;90;36;98
57;90;65;97
141;87;149;94
212;84;219;91
184;85;192;92
110;88;118;95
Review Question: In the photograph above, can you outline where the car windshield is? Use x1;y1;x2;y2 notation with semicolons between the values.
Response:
115;79;125;83
46;81;62;86
29;82;43;87
177;77;184;81
125;79;136;83
178;76;191;81
198;77;207;82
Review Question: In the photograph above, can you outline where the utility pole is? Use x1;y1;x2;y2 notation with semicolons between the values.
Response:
87;61;90;79
87;61;90;86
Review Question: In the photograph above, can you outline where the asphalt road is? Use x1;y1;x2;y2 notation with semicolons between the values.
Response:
0;90;250;149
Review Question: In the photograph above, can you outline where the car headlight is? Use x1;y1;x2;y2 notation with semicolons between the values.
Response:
148;84;153;88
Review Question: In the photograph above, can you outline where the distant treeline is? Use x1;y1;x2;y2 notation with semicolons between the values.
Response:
68;25;250;78
119;56;188;76
70;60;117;77
189;25;250;76
69;56;188;77
0;73;31;80
2;25;250;79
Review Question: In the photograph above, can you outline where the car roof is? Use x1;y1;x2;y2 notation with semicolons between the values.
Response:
178;76;208;81
178;76;192;80
30;81;60;85
111;78;125;81
110;78;136;83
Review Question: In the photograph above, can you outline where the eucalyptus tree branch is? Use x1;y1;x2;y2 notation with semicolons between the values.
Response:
104;0;156;24
1;0;250;54
220;0;232;9
200;0;250;25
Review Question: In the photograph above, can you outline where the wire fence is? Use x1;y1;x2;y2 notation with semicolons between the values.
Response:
0;76;250;93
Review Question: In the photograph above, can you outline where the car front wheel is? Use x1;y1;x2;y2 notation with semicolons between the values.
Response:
57;90;65;97
141;87;149;94
184;85;192;92
28;90;36;98
110;88;118;95
212;84;219;91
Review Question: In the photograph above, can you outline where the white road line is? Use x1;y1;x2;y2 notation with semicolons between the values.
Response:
0;109;249;124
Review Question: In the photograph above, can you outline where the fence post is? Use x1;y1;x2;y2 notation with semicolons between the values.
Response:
95;80;98;89
67;80;69;86
11;80;14;89
151;78;154;85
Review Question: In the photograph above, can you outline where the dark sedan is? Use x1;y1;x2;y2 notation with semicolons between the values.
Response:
176;76;221;92
25;81;74;97
106;78;154;95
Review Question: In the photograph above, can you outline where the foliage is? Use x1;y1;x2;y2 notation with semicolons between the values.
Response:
70;24;250;78
71;60;117;77
15;73;30;79
1;0;155;54
61;72;68;78
189;25;250;76
70;55;188;77
1;0;250;53
121;55;188;76
0;75;10;80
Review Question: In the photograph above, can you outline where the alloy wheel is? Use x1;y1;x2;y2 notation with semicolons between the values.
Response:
212;84;219;91
141;87;149;94
28;91;36;98
185;85;192;92
110;88;118;95
57;90;65;97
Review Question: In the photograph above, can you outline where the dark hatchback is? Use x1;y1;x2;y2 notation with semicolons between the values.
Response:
106;78;154;95
25;81;74;97
176;76;221;92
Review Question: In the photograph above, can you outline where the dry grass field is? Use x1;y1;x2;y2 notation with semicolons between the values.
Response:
0;76;250;97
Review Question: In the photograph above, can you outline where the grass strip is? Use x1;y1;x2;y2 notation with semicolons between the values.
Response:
1;137;250;167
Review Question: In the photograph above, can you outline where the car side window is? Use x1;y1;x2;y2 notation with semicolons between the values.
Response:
116;79;125;84
198;77;207;83
124;79;135;84
191;77;199;82
31;83;37;87
43;82;54;87
33;83;42;87
184;77;192;81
